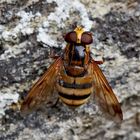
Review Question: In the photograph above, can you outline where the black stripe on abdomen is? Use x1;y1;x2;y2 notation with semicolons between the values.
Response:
60;81;92;89
57;76;93;106
58;92;91;100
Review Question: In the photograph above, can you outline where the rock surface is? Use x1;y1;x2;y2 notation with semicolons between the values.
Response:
0;0;140;140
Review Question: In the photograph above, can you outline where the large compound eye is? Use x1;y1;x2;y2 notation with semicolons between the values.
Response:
64;31;77;43
81;32;93;44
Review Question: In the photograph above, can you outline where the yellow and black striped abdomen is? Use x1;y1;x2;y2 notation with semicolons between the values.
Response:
56;70;93;106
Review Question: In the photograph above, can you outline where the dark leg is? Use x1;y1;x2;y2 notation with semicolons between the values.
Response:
51;98;60;108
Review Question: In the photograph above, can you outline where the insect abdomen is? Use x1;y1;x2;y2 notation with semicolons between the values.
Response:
56;71;93;106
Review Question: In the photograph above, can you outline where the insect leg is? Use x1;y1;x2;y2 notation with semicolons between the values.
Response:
51;98;60;108
94;60;104;65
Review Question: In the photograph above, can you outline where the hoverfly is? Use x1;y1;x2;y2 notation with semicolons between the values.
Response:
21;26;123;122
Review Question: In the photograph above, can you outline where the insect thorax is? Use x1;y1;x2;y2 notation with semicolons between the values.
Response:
63;43;90;77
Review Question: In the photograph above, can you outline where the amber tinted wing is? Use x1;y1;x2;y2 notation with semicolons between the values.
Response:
20;57;62;114
90;59;123;122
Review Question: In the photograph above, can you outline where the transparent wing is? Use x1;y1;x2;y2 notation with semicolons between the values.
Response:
20;57;62;114
89;59;123;122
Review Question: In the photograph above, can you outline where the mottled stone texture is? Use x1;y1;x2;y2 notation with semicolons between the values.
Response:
0;0;140;140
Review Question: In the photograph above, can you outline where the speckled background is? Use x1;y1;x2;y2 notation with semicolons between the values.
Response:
0;0;140;140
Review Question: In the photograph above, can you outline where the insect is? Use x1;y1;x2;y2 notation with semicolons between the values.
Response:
21;26;123;122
